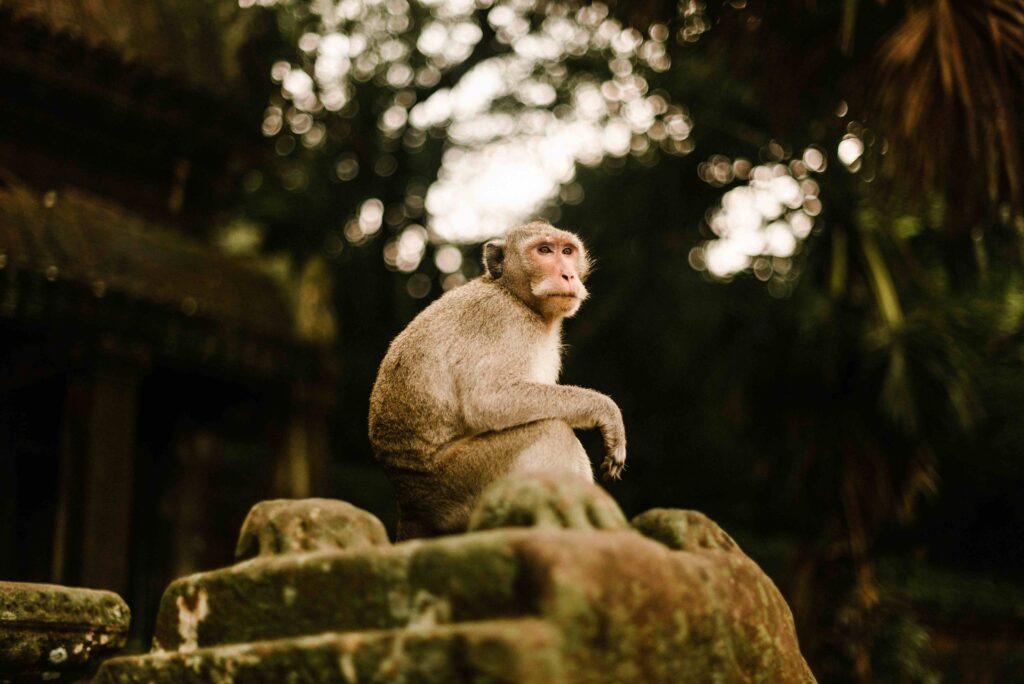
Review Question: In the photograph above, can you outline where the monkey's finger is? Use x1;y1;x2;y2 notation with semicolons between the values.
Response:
601;468;622;482
600;457;625;481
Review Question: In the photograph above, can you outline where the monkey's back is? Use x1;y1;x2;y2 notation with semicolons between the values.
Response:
368;278;542;468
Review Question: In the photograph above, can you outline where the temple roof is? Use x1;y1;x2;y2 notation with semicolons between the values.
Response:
0;173;327;378
0;2;263;223
2;0;253;94
0;3;335;381
1;175;293;337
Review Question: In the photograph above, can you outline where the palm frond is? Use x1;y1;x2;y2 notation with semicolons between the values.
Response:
874;0;1024;222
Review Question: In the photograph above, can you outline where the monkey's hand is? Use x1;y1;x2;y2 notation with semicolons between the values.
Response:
461;381;627;479
601;444;627;481
598;401;627;481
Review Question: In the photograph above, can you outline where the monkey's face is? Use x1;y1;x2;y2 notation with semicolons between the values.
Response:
524;233;590;320
484;223;591;322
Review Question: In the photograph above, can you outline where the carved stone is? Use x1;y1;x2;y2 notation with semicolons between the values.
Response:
467;471;630;532
631;507;739;552
234;498;390;560
96;474;816;683
0;581;129;682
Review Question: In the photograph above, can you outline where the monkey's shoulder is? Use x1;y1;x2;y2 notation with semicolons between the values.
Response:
405;279;535;341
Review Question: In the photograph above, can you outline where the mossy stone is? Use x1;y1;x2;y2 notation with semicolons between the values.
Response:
467;472;629;533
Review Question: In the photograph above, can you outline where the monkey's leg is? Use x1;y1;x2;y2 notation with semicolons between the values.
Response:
509;419;593;482
394;420;592;539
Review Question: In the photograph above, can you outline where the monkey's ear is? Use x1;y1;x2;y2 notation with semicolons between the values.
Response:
483;240;506;279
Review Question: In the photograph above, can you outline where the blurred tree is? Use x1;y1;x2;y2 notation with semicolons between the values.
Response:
599;2;1024;680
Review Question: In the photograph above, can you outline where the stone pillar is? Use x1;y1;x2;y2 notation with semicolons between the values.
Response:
274;378;333;499
56;366;139;595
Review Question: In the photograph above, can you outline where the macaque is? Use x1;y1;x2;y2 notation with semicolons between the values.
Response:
368;221;626;540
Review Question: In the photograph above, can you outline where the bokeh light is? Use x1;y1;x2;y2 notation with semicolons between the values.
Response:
838;134;864;169
433;244;463;273
253;0;694;250
693;152;823;282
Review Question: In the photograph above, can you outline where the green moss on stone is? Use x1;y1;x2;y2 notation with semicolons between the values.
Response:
468;473;628;533
100;620;562;684
153;546;414;651
0;581;130;680
109;476;817;683
407;531;529;622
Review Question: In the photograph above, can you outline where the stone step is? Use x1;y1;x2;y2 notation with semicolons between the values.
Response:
152;530;534;652
96;619;563;684
100;478;817;682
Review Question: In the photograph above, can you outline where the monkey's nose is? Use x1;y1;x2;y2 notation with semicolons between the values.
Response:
561;273;575;282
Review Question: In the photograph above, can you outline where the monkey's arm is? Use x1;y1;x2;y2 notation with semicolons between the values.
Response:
460;381;626;480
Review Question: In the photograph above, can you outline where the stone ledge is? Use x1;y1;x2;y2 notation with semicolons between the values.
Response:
105;474;817;682
98;619;563;684
0;581;129;682
152;544;415;651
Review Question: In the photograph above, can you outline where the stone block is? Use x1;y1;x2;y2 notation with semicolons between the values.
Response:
235;499;389;560
97;620;562;684
0;581;129;682
97;474;816;683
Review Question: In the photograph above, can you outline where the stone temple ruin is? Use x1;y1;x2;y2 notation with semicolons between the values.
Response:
2;473;816;682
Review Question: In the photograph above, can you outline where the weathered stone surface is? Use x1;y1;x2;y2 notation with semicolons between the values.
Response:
467;472;629;532
152;546;412;652
515;530;814;683
98;620;563;683
407;532;536;626
631;508;739;552
235;498;389;560
413;529;815;683
0;581;129;682
99;474;816;683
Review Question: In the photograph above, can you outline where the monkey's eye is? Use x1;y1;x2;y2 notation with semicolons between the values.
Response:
562;246;574;256
538;244;554;254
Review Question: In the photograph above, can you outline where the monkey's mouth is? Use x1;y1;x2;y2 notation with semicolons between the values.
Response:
533;284;587;301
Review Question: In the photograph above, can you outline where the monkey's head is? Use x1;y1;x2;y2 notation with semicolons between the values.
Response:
483;221;590;322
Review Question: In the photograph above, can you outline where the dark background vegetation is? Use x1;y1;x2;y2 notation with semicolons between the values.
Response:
2;0;1024;681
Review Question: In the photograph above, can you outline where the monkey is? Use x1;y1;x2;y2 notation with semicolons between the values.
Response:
368;220;626;540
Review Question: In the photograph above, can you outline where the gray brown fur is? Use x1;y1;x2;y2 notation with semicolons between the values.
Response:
369;221;626;540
